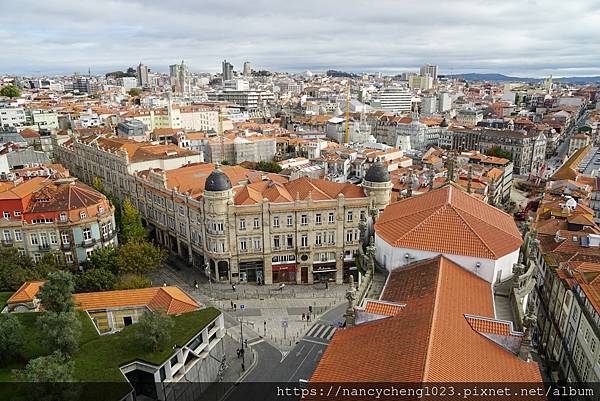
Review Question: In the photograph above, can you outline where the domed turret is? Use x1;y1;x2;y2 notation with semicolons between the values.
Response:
205;165;232;192
364;161;390;183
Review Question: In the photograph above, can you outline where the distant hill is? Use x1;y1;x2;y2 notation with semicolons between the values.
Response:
445;73;600;84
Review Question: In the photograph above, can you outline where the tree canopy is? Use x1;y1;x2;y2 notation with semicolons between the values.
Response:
120;197;147;243
0;84;20;98
37;311;81;356
37;271;75;313
0;313;24;365
116;240;166;276
128;88;141;97
254;161;282;173
485;146;513;161
19;352;74;382
136;308;174;352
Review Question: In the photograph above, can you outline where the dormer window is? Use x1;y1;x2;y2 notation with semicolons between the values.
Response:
98;206;104;214
80;211;87;220
60;213;68;222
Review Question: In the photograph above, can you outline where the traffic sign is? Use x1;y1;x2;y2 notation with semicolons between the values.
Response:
240;304;245;310
281;319;288;328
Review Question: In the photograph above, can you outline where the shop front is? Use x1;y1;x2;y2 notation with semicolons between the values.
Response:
343;263;359;283
238;260;264;283
312;262;337;283
272;263;297;283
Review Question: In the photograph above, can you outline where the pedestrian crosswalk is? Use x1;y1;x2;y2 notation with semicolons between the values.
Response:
305;323;337;341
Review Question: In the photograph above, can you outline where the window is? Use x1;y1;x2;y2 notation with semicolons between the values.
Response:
253;238;261;251
83;228;92;241
123;316;133;326
301;214;308;226
315;232;322;245
80;211;87;220
179;206;185;216
30;233;39;245
59;212;67;222
2;211;9;219
14;210;21;217
18;249;26;256
287;234;293;249
328;212;335;224
315;213;322;225
61;231;70;245
14;229;22;242
273;216;280;228
179;222;187;235
584;329;591;343
591;338;597;354
98;206;105;215
301;234;308;247
239;219;246;231
253;217;260;229
273;236;280;249
3;230;11;242
346;230;353;243
328;232;335;244
360;210;366;221
240;240;247;252
168;217;176;230
50;232;58;244
347;211;353;222
33;253;42;263
287;215;293;227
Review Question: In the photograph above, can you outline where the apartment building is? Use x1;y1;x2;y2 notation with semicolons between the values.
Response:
371;86;412;114
440;128;546;175
0;176;116;265
54;136;201;200
130;162;391;285
203;133;276;164
0;106;27;128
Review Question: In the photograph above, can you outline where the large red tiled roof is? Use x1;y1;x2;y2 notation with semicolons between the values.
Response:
375;184;522;259
310;256;542;384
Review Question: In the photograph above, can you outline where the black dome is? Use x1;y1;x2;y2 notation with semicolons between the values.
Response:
440;117;449;127
364;161;390;183
205;166;232;191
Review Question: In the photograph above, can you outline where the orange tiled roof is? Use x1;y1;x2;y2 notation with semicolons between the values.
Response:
73;287;200;314
363;300;404;316
6;281;45;304
375;184;523;259
310;256;541;384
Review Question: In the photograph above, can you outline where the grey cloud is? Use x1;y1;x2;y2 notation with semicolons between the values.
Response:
0;0;599;76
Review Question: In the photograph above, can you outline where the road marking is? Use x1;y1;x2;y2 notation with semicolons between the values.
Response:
248;338;264;346
301;338;330;346
287;344;315;382
295;344;306;357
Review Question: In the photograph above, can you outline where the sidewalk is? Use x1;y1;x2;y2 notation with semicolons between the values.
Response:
151;260;347;351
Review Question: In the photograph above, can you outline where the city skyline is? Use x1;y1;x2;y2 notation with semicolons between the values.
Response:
1;0;600;77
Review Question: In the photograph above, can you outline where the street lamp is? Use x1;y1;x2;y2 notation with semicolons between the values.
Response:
205;261;213;293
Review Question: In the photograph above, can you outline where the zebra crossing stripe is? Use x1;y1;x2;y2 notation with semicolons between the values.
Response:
324;327;336;340
315;325;329;338
306;324;320;337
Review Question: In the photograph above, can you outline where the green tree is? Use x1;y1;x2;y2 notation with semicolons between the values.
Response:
128;88;141;97
36;252;66;277
116;240;166;276
83;247;118;275
0;84;20;98
255;161;282;173
115;275;152;290
91;176;105;194
75;268;117;292
136;308;174;352
485;146;513;161
221;160;231;165
0;248;35;291
37;311;81;356
37;271;75;313
0;314;24;366
120;197;147;243
19;352;74;382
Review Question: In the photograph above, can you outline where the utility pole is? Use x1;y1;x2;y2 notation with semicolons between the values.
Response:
240;315;245;371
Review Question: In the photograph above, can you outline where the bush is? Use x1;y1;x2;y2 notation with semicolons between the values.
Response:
136;309;174;352
0;314;24;365
115;275;152;290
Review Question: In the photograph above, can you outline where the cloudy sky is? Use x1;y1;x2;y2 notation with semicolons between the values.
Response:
1;0;599;77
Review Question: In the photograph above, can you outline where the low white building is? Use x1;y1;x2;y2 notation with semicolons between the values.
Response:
375;184;523;284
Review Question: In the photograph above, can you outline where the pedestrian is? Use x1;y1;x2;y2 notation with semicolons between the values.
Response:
163;281;167;287
241;362;245;372
193;280;198;289
244;339;248;348
232;284;236;292
230;300;234;310
234;303;237;311
307;313;310;322
301;313;305;321
325;281;329;290
236;349;240;358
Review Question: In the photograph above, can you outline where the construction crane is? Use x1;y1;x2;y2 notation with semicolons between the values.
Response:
344;82;351;144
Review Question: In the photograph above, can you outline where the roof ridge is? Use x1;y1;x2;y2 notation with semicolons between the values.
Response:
454;206;522;242
421;255;444;382
449;204;497;258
